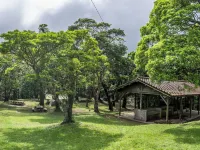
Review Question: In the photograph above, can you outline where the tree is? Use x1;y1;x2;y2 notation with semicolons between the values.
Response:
48;29;108;123
135;0;200;84
69;18;129;111
0;54;21;101
0;25;67;106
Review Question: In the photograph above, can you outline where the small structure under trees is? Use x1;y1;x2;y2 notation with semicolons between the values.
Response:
117;77;200;122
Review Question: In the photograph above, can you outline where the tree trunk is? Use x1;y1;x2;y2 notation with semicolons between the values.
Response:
102;82;113;111
61;94;74;124
86;99;89;107
4;88;10;102
4;96;9;102
94;87;100;113
55;94;61;112
39;82;45;106
35;72;45;107
12;89;18;100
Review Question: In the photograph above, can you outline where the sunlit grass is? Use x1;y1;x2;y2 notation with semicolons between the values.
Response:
0;100;200;150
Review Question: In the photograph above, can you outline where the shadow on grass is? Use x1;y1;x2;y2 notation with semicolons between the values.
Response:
75;114;142;126
0;102;54;116
164;124;200;145
1;101;143;126
1;123;122;150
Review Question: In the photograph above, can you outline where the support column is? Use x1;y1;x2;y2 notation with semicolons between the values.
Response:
140;92;142;109
190;97;192;118
166;98;169;122
179;97;183;120
119;95;122;116
134;94;137;109
198;96;200;115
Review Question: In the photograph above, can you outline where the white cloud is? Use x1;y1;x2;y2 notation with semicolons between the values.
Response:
0;0;18;11
0;0;109;27
20;0;73;27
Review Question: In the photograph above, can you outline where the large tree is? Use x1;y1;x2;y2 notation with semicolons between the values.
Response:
69;18;130;111
0;25;67;106
47;30;108;123
135;0;200;83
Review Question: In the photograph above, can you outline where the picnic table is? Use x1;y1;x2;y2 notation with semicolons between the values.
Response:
10;101;25;106
32;106;47;112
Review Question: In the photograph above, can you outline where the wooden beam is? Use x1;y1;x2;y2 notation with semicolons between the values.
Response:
119;96;122;116
134;94;136;109
179;97;183;120
160;95;167;104
190;97;192;118
198;96;200;115
140;92;142;109
166;98;169;122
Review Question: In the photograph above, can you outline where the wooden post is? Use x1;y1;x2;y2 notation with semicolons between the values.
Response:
179;97;183;120
198;96;200;115
140;92;142;109
119;95;122;116
134;94;137;109
166;98;169;122
190;97;192;118
176;97;178;115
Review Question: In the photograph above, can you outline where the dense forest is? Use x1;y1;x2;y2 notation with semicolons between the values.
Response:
0;0;200;124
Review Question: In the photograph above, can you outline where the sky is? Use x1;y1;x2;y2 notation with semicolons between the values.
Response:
0;0;154;52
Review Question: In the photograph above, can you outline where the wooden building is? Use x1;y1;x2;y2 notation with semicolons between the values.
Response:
117;77;200;122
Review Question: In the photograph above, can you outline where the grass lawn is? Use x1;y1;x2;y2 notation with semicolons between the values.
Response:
0;101;200;150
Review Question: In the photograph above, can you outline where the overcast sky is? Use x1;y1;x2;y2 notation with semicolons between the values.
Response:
0;0;154;52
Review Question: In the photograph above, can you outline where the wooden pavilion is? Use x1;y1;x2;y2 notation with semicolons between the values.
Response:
117;77;200;122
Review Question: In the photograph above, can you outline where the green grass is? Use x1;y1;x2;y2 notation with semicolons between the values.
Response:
0;101;200;150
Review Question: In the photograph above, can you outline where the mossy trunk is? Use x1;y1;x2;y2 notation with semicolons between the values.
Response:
94;87;100;113
102;82;113;111
39;82;45;107
4;88;10;102
55;94;61;112
61;94;74;124
35;72;45;107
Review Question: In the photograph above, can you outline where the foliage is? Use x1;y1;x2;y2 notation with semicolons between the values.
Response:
135;0;200;84
69;18;134;111
0;54;22;101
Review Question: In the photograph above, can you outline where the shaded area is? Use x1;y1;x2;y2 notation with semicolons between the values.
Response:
164;124;200;145
1;124;122;150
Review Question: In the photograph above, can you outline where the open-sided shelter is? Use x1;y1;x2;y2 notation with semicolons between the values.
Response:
117;77;200;122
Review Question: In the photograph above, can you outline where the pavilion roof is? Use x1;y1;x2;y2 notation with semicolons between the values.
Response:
118;77;200;97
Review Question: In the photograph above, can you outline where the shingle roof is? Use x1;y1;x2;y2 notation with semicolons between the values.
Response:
118;77;200;96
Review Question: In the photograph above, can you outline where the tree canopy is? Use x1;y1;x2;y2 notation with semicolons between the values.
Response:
135;0;200;84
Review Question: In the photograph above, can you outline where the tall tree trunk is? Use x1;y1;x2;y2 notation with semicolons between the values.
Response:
4;88;10;102
4;96;9;102
35;72;45;107
55;94;61;112
39;90;45;106
102;82;113;111
86;99;89;107
12;89;18;100
61;94;74;124
94;88;100;113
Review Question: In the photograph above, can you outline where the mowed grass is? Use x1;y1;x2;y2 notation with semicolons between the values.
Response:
0;101;200;150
